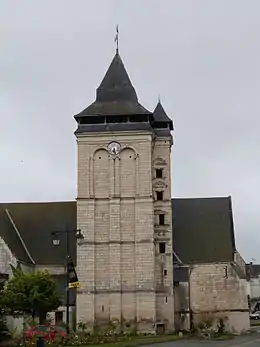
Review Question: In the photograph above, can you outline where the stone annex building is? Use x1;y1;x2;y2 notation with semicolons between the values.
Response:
0;49;250;333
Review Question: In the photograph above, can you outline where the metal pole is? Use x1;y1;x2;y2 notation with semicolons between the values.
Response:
188;266;193;331
66;227;70;334
51;228;82;334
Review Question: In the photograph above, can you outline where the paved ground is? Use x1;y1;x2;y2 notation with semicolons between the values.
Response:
143;335;260;347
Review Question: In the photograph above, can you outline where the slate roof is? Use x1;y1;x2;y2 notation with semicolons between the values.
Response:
0;197;236;268
0;202;76;266
173;266;189;282
153;101;174;131
75;52;151;119
0;207;32;264
172;196;236;264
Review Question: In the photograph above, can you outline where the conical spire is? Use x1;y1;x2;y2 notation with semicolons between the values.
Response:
75;52;151;117
153;101;173;130
96;52;138;103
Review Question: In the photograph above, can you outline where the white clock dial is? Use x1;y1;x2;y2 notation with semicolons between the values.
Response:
107;141;121;155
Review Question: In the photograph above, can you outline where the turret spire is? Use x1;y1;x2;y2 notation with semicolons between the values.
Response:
153;101;174;130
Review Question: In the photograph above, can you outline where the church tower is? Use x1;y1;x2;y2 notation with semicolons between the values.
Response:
75;50;174;332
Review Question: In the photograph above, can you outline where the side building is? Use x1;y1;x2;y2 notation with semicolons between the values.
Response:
173;197;250;333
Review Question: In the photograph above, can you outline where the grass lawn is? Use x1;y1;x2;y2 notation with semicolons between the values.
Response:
67;334;180;347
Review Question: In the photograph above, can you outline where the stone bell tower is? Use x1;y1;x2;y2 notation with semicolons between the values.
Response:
75;50;174;332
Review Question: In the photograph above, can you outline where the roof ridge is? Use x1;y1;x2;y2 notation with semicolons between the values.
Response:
172;196;231;200
0;201;75;205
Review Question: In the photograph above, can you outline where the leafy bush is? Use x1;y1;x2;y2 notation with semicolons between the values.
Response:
1;271;61;324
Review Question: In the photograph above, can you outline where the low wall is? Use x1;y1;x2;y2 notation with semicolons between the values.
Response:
5;306;75;336
6;315;31;336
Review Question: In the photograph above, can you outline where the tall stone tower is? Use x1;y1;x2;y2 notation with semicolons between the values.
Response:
75;50;174;332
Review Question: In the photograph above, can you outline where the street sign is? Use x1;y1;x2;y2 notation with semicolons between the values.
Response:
67;256;80;289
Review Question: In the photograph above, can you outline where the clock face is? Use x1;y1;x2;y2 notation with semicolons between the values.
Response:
107;141;121;155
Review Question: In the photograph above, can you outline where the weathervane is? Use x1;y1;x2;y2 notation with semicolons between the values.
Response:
114;25;119;53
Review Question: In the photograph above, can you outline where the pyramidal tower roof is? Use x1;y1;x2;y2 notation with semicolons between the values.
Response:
96;52;137;102
75;51;151;118
153;101;173;130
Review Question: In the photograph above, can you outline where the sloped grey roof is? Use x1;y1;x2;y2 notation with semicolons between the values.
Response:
0;202;76;266
75;52;151;118
153;102;173;130
172;196;236;264
173;266;189;282
0;197;236;268
96;52;138;103
0;208;32;264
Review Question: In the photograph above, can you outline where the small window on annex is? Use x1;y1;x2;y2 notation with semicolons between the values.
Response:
156;191;163;201
159;242;166;254
156;168;163;178
159;214;165;225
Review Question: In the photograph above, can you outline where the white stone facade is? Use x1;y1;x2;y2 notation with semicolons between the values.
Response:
76;131;174;332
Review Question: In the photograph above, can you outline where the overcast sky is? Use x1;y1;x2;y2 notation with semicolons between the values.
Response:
1;0;260;262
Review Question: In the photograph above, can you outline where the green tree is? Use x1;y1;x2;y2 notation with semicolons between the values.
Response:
1;270;61;323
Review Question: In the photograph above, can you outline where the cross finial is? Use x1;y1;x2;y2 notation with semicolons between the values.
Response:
114;25;119;53
158;94;161;103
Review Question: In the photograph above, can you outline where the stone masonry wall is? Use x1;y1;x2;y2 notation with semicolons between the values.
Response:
249;277;260;299
152;136;174;331
76;131;157;332
190;263;250;333
0;237;18;277
234;251;246;276
0;237;33;277
173;282;189;331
